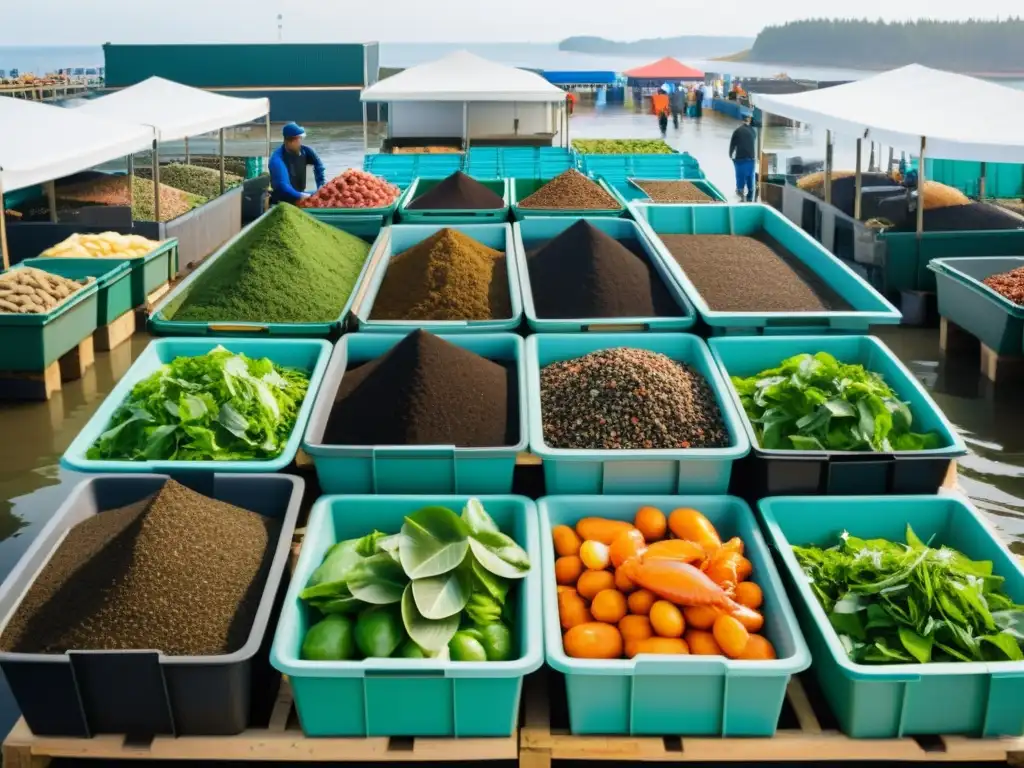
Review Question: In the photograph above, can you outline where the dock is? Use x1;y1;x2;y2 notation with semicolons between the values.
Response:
0;83;93;102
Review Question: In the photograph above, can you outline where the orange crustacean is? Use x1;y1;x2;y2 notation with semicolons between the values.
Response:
618;557;732;609
643;539;705;565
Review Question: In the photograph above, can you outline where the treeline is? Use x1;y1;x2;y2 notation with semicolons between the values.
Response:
560;35;754;59
749;19;1024;73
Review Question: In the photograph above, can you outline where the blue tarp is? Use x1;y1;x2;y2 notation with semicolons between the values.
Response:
542;70;616;85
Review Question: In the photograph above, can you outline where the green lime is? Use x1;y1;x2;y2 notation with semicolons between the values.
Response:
301;615;355;661
355;605;405;658
396;640;427;659
449;631;488;662
478;622;513;662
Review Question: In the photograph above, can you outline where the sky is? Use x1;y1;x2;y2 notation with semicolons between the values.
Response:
0;0;1021;44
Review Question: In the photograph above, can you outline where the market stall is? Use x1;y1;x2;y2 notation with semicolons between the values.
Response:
359;51;569;153
73;77;270;273
752;65;1024;295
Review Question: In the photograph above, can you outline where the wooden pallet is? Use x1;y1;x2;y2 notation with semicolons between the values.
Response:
940;316;1024;384
93;309;137;352
2;678;518;767
0;336;95;401
520;672;1024;766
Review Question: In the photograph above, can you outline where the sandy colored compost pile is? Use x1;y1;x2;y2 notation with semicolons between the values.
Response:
518;169;620;210
657;234;850;312
0;479;280;656
370;228;511;321
635;180;718;204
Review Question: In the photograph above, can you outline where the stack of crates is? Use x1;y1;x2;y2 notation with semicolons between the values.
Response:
363;154;464;186
577;152;705;183
463;148;501;179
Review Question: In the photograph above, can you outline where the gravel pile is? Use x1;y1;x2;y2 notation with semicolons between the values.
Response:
519;169;620;210
540;347;729;450
983;265;1024;306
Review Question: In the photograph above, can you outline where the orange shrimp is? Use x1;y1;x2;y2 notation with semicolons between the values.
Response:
643;539;705;565
618;558;732;609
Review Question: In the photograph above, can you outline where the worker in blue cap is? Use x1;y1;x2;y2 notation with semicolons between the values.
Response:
268;122;326;205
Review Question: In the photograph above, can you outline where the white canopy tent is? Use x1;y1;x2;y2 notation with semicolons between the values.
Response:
0;97;154;268
76;77;271;220
751;64;1024;231
359;51;570;151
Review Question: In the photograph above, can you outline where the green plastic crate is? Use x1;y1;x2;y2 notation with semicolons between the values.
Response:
303;184;406;228
930;257;1024;355
759;494;1024;738
20;258;133;326
540;495;810;735
879;230;1024;294
270;494;543;737
510;177;624;220
526;333;750;494
148;212;384;338
398;177;509;224
0;269;100;371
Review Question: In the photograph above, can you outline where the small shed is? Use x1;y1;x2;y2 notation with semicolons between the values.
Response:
360;51;570;150
625;57;705;87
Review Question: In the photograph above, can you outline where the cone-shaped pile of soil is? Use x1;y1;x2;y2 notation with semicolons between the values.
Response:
406;171;504;210
519;169;619;210
526;220;681;319
324;330;518;447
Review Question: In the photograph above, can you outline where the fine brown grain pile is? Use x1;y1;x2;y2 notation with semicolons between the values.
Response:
983;265;1024;306
58;174;205;222
406;171;504;210
540;347;729;450
0;267;94;314
657;234;850;312
519;169;620;210
324;329;518;447
526;220;680;319
370;228;511;321
635;180;717;204
0;479;280;657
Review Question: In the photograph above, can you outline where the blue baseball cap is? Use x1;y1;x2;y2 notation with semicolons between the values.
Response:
282;122;306;139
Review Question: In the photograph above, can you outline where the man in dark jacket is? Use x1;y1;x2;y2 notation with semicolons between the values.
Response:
729;115;757;202
670;86;684;129
268;122;326;205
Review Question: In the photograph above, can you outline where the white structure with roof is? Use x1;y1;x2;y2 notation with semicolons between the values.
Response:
360;51;569;149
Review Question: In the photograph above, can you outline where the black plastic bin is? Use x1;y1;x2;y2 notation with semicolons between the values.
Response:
0;473;302;738
708;335;967;499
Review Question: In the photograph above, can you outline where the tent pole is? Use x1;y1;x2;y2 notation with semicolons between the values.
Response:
219;129;226;195
128;154;134;220
462;102;468;151
153;138;161;224
265;113;272;164
824;130;833;205
184;137;190;165
362;101;368;154
565;101;571;148
46;181;58;223
0;172;9;270
979;161;987;199
917;137;926;238
756;113;765;203
854;139;863;220
888;146;894;174
868;141;875;172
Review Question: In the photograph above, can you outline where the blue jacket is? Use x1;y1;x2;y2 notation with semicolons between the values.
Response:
268;144;326;203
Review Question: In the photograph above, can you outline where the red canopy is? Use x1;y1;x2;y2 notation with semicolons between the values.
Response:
624;57;705;81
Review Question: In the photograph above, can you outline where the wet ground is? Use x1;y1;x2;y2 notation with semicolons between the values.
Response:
0;105;1022;747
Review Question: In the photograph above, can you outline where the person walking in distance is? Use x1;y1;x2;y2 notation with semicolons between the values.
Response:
729;114;757;202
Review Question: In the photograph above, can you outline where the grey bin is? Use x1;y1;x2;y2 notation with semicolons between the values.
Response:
0;473;302;738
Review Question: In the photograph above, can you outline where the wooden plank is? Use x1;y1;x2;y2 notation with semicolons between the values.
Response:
58;336;94;382
939;316;975;355
146;282;171;309
980;343;1024;384
93;310;137;352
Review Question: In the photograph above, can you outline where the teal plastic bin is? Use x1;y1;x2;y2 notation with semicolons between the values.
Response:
20;257;132;326
514;217;696;333
353;223;524;334
270;494;543;737
61;337;332;475
398;177;509;224
709;334;967;497
540;495;810;735
930;256;1024;356
303;333;527;494
759;494;1024;738
879;229;1024;294
526;333;749;494
0;268;99;372
304;197;400;228
632;203;902;334
609;178;727;204
148;212;384;337
510;177;624;220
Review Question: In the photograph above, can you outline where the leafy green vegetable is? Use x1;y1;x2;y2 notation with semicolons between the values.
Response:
402;583;460;653
731;352;943;452
793;525;1024;664
347;553;409;605
411;566;472;620
400;506;470;579
87;346;310;461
